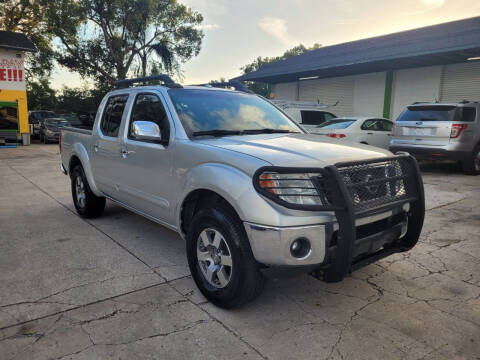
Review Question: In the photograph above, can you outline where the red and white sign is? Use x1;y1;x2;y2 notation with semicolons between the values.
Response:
0;49;26;91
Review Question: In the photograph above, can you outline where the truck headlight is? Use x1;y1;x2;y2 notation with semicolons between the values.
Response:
46;129;54;135
257;172;324;205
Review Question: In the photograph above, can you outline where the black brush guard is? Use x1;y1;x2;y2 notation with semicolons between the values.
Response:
253;154;425;282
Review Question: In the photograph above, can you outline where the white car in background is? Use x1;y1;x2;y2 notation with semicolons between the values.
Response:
309;117;394;149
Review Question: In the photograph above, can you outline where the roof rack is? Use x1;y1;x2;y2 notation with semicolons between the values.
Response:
114;74;182;89
197;80;254;94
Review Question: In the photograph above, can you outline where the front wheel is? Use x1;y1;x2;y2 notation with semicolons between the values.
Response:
71;166;106;218
186;204;265;308
462;145;480;175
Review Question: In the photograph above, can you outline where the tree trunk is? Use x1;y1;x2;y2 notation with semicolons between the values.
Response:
141;53;147;77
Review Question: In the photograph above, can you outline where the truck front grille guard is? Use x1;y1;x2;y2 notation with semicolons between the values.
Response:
253;154;425;281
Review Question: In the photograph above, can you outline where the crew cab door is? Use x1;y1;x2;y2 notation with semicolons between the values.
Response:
91;94;129;196
115;92;176;224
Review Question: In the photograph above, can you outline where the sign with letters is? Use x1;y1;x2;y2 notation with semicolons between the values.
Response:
0;49;26;91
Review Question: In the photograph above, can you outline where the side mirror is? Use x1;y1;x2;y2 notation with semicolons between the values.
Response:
132;121;162;141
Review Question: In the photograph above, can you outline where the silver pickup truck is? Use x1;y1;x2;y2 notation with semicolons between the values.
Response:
60;76;425;308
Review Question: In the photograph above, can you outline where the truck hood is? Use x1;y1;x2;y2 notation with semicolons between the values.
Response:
196;133;392;167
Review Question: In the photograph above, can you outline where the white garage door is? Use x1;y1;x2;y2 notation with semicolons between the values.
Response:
272;82;297;100
440;62;480;103
298;76;354;116
391;66;442;120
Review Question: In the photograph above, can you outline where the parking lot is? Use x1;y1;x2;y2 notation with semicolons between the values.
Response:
0;143;479;360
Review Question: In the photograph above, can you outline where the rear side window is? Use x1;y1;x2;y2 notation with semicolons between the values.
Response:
458;107;476;122
382;120;393;131
100;95;128;137
301;111;334;125
361;119;392;131
361;119;382;131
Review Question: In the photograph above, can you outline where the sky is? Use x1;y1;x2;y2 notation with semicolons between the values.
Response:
50;0;480;89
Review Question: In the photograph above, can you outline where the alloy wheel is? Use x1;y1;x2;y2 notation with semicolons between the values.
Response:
197;228;233;288
75;176;86;208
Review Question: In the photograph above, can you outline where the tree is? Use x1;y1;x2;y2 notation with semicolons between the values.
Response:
46;0;204;85
26;78;57;110
240;43;321;97
56;85;108;113
0;0;55;79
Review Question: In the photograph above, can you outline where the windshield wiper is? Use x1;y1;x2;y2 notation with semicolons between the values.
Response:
242;128;299;134
192;128;299;137
192;129;242;137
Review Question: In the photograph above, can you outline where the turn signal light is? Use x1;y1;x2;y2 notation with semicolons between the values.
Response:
258;173;277;194
327;133;346;138
450;124;467;138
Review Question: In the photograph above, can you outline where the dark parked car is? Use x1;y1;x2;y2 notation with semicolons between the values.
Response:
29;111;57;138
39;118;73;143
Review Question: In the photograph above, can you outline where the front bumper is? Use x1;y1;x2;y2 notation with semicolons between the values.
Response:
247;154;425;282
244;222;328;266
245;206;408;267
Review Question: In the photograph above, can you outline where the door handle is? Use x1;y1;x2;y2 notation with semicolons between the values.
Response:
121;149;135;158
93;144;99;152
367;132;373;135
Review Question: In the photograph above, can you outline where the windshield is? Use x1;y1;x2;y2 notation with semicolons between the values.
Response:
398;106;456;122
168;89;302;135
317;119;356;129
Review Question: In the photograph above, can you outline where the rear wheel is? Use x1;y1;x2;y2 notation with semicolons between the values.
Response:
71;166;106;218
462;145;480;175
186;203;265;308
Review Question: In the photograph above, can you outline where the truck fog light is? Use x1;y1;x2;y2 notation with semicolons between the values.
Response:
290;237;311;258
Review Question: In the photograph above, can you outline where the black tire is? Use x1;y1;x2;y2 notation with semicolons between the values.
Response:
186;203;265;308
71;165;106;218
462;145;480;175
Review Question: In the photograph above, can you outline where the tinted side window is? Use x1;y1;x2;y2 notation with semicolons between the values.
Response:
129;94;170;143
459;107;476;122
100;95;128;137
301;111;325;125
381;120;393;131
361;119;383;131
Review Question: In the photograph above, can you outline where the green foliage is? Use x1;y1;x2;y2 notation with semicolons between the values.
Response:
26;78;57;110
45;0;204;85
0;0;55;79
55;85;108;113
240;43;321;97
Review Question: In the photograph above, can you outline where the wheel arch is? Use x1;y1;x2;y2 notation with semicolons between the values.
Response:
179;189;241;237
68;143;102;196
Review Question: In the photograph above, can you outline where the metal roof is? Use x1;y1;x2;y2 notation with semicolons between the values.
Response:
0;31;36;52
235;16;480;84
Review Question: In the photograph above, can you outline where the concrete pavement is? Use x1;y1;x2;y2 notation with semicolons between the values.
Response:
0;144;479;359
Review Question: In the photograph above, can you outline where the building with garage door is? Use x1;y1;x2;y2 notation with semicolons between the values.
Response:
0;31;36;147
235;16;480;121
